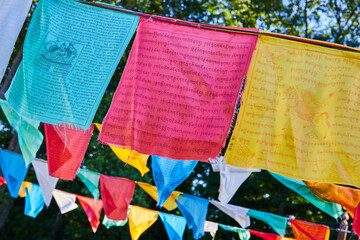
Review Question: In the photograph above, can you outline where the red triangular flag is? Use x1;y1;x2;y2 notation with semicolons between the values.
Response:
249;229;281;240
100;174;135;220
0;176;6;186
290;219;330;240
354;203;360;237
45;124;94;180
76;195;103;233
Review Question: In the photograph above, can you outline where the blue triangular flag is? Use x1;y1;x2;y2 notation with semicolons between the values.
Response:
175;193;209;239
0;149;29;198
25;183;45;218
152;156;197;208
159;212;186;240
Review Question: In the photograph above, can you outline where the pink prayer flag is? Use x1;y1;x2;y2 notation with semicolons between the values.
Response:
45;124;94;180
249;229;281;240
76;195;103;233
354;203;360;237
100;174;135;221
99;17;258;161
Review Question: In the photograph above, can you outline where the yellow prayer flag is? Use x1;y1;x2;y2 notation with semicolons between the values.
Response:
137;182;182;211
18;181;32;197
128;205;159;240
95;123;150;176
225;34;360;187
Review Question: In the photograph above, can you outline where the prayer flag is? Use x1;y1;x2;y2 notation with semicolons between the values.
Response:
158;212;186;240
77;168;100;200
0;149;29;198
270;172;343;219
152;156;197;208
219;224;250;240
290;219;330;240
354;204;360;237
304;181;360;218
95;123;150;176
99;17;258;160
204;221;218;240
102;214;128;229
0;176;6;186
77;195;103;233
100;174;135;221
45;123;93;180
0;99;43;166
32;160;58;206
175;194;209;239
24;183;45;218
0;0;32;81
249;229;281;240
247;209;288;236
225;34;360;187
18;181;32;197
210;200;250;228
5;0;139;129
137;182;181;211
52;189;78;214
128;206;159;240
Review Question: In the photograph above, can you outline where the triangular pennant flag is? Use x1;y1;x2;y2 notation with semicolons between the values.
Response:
52;189;78;214
24;183;45;218
137;182;182;211
18;181;32;197
247;209;288;236
0;99;43;166
95;123;150;176
204;221;218;240
0;176;6;186
290;219;330;240
249;229;281;240
45;123;94;180
100;174;135;220
77;169;100;200
159;212;186;240
215;160;260;203
219;224;250;240
354;203;360;237
32;160;58;206
0;149;29;198
269;172;343;219
210;200;250;228
175;194;209;239
76;195;103;233
128;206;159;240
152;156;197;208
103;213;129;229
304;181;360;218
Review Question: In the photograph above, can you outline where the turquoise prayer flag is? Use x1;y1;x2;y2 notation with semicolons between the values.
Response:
219;224;250;240
0;149;29;198
0;99;43;166
102;215;128;229
77;169;100;200
269;172;343;219
152;156;197;208
25;183;45;218
5;0;139;130
247;209;288;236
175;194;209;239
159;212;186;240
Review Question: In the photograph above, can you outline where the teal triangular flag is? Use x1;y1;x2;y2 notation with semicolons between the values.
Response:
159;212;186;240
247;209;287;236
0;99;43;166
269;172;343;219
102;215;128;229
219;224;250;240
25;183;45;218
77;168;100;200
0;149;29;198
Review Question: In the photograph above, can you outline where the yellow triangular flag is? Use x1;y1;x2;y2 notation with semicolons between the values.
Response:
137;182;182;211
128;206;159;240
95;123;150;176
18;181;32;197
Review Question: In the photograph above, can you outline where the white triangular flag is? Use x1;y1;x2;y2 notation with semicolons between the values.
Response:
53;189;78;214
204;221;218;240
210;200;250;228
32;160;58;206
209;156;224;172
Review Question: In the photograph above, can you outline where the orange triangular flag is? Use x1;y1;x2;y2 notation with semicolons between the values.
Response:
290;219;329;240
77;195;103;233
304;181;360;218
